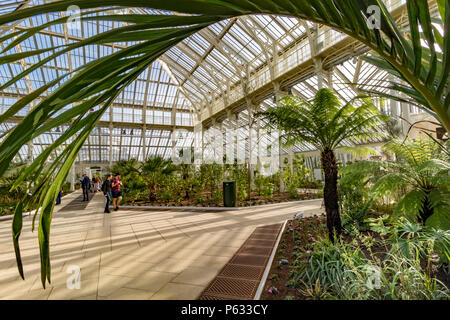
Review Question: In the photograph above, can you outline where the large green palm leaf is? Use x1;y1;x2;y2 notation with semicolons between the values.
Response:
0;0;448;287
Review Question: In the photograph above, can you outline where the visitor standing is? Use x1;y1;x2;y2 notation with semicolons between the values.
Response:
89;176;94;193
97;177;102;192
112;173;123;211
102;175;112;214
55;186;63;205
93;177;99;193
81;174;90;201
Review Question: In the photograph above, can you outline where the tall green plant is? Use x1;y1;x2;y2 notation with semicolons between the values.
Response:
140;157;177;202
257;89;388;241
200;163;223;203
1;0;448;287
283;155;312;198
111;159;147;203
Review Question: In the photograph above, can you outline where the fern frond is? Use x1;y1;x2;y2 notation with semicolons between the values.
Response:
371;173;409;197
426;205;450;230
416;159;450;174
337;146;377;157
393;189;428;222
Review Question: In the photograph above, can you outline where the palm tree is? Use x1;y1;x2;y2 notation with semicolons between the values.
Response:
140;157;177;202
341;139;450;229
1;0;448;287
257;88;388;241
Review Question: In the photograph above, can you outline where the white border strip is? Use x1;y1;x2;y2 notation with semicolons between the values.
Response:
121;198;322;212
0;191;78;222
0;211;32;221
254;219;288;300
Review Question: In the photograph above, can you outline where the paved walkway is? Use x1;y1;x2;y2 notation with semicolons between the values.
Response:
0;191;323;300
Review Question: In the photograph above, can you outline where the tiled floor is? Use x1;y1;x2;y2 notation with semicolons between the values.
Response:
0;191;323;300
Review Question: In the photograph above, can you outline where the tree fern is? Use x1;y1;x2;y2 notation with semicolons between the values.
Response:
257;89;388;241
343;138;450;230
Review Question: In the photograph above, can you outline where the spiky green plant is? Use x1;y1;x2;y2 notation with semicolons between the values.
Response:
0;163;28;207
257;89;388;241
140;156;177;201
343;139;450;229
296;231;450;300
0;0;448;287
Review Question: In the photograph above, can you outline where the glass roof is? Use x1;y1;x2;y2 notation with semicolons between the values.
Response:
0;1;422;165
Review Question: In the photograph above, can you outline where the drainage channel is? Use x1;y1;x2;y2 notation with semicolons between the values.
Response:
198;223;282;300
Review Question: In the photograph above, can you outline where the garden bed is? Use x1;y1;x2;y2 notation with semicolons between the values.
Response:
0;189;74;217
127;191;322;208
260;216;450;300
0;203;16;216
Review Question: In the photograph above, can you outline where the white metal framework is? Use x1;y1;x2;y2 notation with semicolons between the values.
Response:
0;0;429;167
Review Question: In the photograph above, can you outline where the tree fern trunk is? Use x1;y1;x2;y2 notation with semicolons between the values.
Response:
149;182;157;202
321;148;342;242
419;192;434;225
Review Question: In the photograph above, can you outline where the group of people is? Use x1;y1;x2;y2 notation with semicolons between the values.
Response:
80;175;103;199
101;173;123;214
80;173;123;214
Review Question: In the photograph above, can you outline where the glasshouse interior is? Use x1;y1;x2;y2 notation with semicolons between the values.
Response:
0;0;449;301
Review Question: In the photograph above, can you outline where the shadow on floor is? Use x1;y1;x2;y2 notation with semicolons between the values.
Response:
57;193;94;212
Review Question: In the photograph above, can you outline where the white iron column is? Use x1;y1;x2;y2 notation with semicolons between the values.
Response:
256;112;262;174
109;122;113;169
400;101;411;137
274;83;288;192
193;112;203;167
247;102;257;190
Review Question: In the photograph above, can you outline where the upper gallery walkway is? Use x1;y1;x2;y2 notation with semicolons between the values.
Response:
0;190;323;300
198;0;411;125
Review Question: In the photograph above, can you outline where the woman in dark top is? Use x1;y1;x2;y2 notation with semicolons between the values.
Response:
102;174;113;214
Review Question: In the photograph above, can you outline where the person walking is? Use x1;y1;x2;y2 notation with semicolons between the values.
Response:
112;173;123;211
96;177;102;192
55;186;63;205
102;175;112;214
81;174;90;201
93;177;98;193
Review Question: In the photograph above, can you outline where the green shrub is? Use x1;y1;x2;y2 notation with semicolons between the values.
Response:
295;228;449;300
282;155;312;198
342;139;450;230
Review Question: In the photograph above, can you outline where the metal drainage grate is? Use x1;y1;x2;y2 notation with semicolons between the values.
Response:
256;225;281;232
248;234;278;241
198;223;283;300
244;239;276;247
219;264;265;280
238;246;273;256
229;254;268;267
203;277;259;299
198;295;231;301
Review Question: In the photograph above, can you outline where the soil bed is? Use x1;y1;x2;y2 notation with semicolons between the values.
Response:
260;216;450;300
129;191;322;208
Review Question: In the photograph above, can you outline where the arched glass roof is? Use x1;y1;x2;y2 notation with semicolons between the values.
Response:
0;0;424;165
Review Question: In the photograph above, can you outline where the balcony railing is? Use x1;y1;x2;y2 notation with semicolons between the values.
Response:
200;0;407;122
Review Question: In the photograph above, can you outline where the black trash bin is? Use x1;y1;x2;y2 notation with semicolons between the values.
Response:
223;181;236;207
